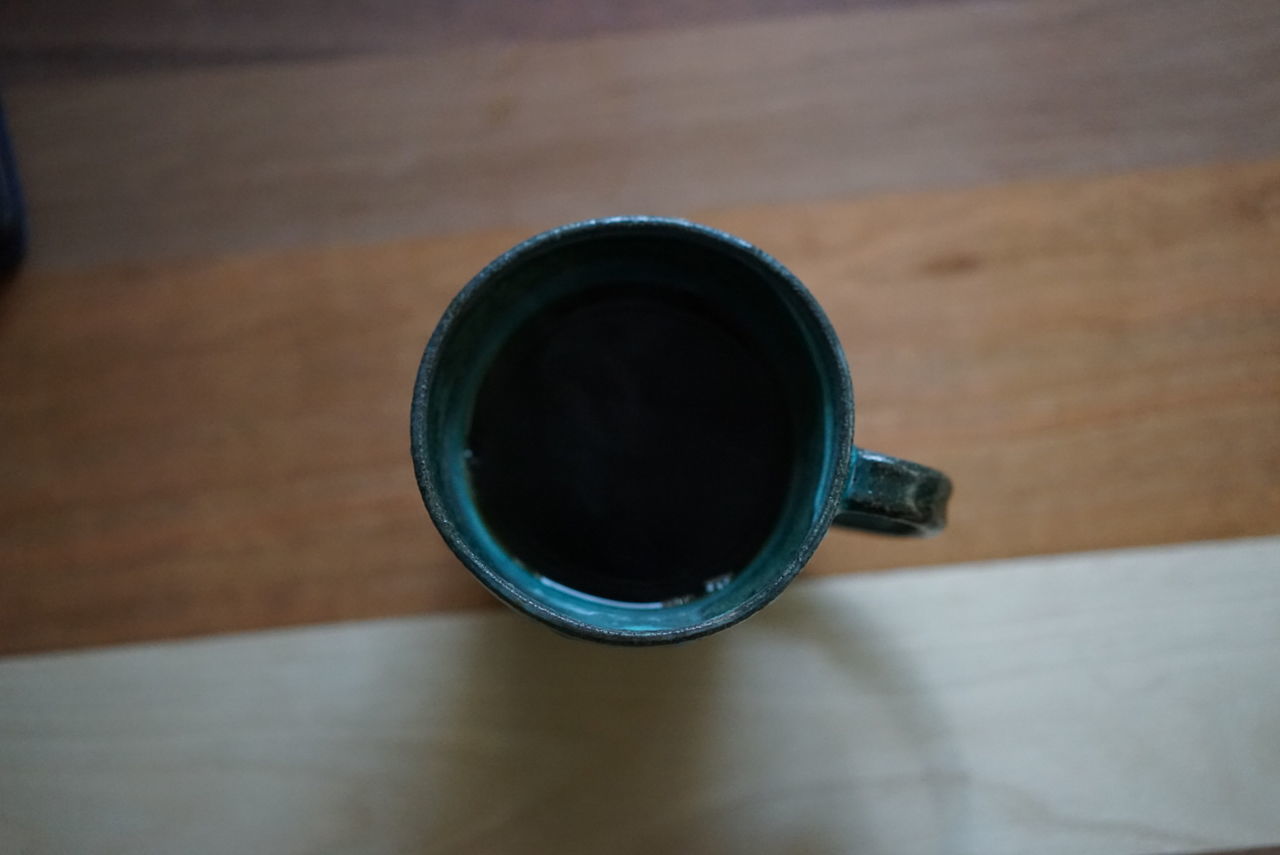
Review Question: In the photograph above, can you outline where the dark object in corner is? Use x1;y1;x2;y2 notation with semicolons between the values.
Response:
0;98;27;277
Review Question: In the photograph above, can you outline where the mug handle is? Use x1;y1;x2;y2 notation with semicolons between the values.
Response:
833;448;952;537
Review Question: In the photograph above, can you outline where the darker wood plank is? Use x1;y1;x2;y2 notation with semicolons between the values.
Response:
0;0;948;83
6;0;1279;272
0;161;1277;654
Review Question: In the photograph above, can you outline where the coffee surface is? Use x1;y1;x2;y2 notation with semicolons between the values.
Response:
467;286;794;603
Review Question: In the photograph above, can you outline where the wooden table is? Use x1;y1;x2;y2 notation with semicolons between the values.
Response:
1;1;1278;852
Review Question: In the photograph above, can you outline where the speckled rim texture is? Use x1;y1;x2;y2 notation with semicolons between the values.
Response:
410;217;855;644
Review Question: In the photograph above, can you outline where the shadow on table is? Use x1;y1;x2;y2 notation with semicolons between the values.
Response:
422;580;967;855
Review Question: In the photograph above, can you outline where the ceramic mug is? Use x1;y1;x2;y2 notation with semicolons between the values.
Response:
411;217;951;644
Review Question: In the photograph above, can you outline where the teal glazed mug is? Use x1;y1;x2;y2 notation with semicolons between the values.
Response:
411;217;951;644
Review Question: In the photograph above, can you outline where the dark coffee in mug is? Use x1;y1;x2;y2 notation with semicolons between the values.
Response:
468;284;796;605
411;217;949;644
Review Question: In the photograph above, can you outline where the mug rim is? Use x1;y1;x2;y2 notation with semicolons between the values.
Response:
410;216;855;643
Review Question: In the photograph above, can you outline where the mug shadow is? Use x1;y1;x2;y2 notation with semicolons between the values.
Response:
419;577;966;855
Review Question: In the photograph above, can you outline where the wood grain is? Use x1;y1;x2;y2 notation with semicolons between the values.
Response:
1;160;1277;654
6;0;1280;270
0;0;922;82
2;537;1277;854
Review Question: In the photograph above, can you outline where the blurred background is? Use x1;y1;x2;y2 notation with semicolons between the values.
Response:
0;1;1278;853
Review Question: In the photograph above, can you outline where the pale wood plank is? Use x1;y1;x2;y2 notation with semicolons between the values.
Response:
1;537;1277;854
6;0;1280;269
1;160;1277;654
